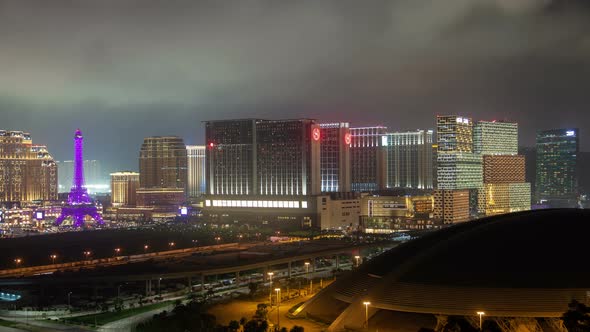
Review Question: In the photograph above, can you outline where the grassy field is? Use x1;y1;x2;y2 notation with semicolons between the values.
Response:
0;318;19;327
65;301;172;326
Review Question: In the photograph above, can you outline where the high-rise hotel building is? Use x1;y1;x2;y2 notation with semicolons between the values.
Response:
474;121;530;216
384;130;434;190
0;130;58;203
137;136;187;209
110;172;139;207
319;123;351;192
186;145;206;199
204;119;321;227
350;126;387;192
434;116;482;223
535;128;579;206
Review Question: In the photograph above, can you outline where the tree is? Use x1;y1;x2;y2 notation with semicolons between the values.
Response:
240;317;248;326
562;300;590;332
290;326;304;332
255;303;268;320
229;320;240;332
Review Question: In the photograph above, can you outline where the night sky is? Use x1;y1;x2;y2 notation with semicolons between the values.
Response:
1;0;589;173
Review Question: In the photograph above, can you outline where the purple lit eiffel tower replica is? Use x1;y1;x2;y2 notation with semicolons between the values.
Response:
55;129;104;227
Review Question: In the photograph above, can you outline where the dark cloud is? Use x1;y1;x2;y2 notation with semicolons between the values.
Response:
0;0;589;172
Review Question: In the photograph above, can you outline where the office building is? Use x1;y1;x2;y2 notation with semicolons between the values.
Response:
479;183;531;216
110;172;139;207
319;123;351;192
139;136;187;191
350;126;387;192
535;129;579;205
316;192;361;230
186;145;206;198
204;119;321;228
474;121;518;155
482;155;525;184
436;153;482;190
384;130;434;189
0;130;58;203
361;193;436;232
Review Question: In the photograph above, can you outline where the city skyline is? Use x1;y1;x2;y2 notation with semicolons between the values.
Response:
1;1;590;172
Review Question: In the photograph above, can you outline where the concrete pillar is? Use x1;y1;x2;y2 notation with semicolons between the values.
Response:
235;271;240;285
201;274;205;293
312;257;316;273
288;261;292;279
335;255;340;269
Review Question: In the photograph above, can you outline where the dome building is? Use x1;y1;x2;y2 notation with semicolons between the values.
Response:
294;209;590;331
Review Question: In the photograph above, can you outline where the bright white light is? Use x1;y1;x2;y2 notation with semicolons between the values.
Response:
381;136;388;146
456;117;463;123
566;130;575;137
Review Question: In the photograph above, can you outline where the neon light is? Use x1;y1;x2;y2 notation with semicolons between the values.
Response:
312;128;320;141
344;133;352;145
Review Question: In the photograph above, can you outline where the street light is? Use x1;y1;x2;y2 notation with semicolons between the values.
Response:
275;288;281;330
117;285;123;299
363;301;371;330
14;258;22;268
355;255;361;267
83;251;92;260
68;291;73;310
305;262;311;294
158;277;162;295
50;254;57;265
168;242;175;249
114;248;121;257
267;272;274;306
192;239;198;248
476;311;485;330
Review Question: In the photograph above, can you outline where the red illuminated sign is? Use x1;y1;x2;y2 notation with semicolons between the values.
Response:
312;128;320;141
345;133;352;145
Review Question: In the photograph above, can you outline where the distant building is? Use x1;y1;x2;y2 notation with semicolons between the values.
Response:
316;192;360;230
350;126;387;192
319;123;351;192
0;130;58;203
110;172;139;207
433;189;470;223
535;129;579;206
475;121;531;216
186;145;206;198
58;160;105;193
474;121;518;155
384;130;434;190
435;116;480;222
362;193;437;232
139;136;187;192
204;119;321;228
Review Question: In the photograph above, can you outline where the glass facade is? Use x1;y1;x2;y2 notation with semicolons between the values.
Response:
474;121;518;155
436;115;473;152
384;130;433;189
319;123;351;192
350;126;387;192
139;136;188;192
535;128;579;201
186;145;206;198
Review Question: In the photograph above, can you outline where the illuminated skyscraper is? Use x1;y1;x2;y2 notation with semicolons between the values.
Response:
110;172;139;207
204;119;320;227
319;123;351;192
435;116;480;222
474;121;518;155
186;145;206;198
350;126;387;192
0;130;58;203
535;129;579;205
384;130;434;189
139;136;187;191
474;121;530;216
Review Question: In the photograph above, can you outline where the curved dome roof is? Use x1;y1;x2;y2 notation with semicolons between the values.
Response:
308;209;590;319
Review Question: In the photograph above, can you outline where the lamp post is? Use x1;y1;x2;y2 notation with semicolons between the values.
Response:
14;258;22;268
144;245;149;253
50;254;57;265
83;251;91;260
275;288;281;330
114;247;121;257
168;242;175;249
355;255;360;267
118;285;123;300
158;278;162;295
363;301;371;330
305;262;311;294
267;272;274;306
476;311;485;330
68;291;73;310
